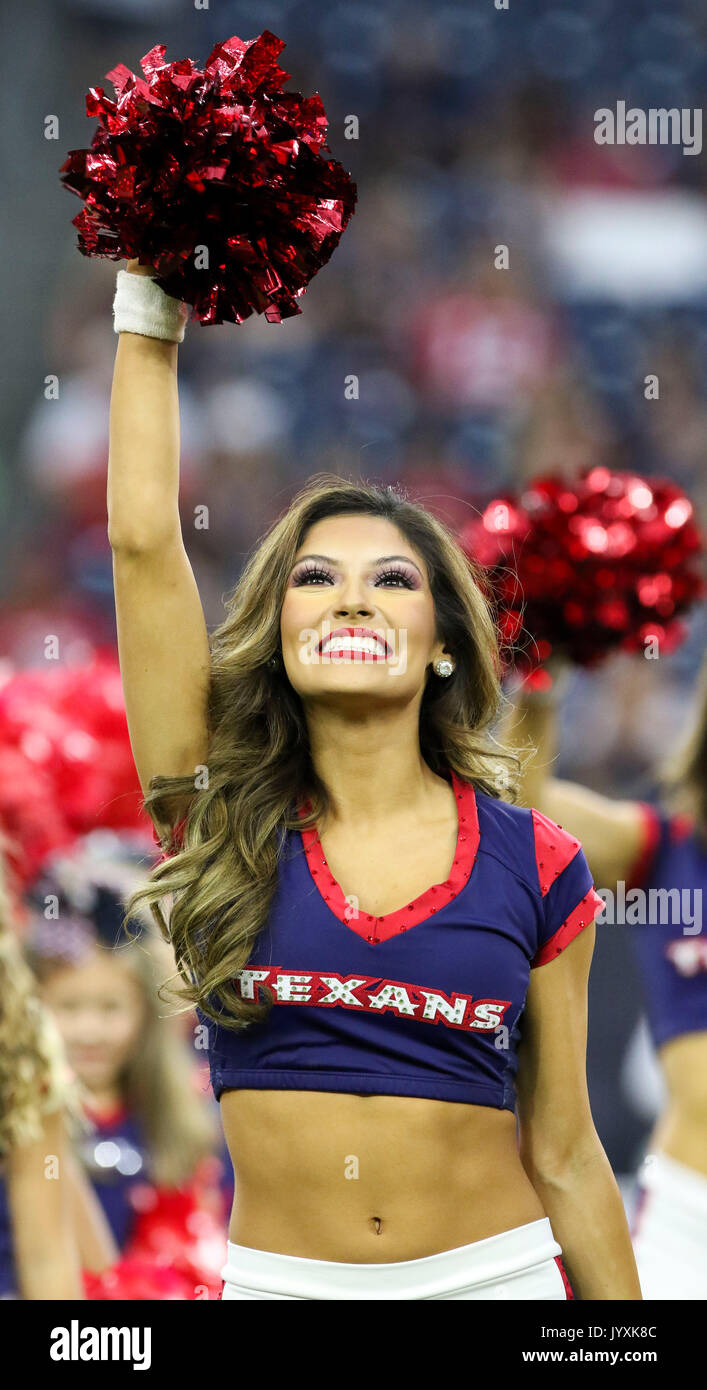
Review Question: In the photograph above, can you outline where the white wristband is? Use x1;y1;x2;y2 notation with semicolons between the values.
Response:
113;269;190;342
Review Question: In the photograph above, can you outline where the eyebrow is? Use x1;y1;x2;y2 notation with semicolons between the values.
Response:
292;553;424;576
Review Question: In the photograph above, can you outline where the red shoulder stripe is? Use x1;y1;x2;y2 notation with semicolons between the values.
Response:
531;808;582;897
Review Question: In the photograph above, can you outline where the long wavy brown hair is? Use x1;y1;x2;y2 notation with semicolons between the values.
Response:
124;474;520;1031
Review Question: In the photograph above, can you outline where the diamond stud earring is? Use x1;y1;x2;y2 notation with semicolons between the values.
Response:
434;658;455;677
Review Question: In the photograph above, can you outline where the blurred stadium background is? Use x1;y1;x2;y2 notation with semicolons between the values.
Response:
1;0;706;1191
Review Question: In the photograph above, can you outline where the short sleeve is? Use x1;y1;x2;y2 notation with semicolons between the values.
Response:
530;808;606;968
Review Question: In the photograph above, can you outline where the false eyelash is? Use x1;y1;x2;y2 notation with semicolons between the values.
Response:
292;564;334;585
292;564;417;589
375;568;416;589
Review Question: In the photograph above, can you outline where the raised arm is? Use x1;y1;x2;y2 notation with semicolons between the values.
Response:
108;260;211;835
502;675;647;889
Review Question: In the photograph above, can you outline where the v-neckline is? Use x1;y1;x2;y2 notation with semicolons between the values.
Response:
295;769;480;944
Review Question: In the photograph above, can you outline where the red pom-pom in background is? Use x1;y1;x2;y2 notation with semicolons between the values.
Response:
459;468;704;677
59;31;357;325
0;653;152;894
83;1166;227;1300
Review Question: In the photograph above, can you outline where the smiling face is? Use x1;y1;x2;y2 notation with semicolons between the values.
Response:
280;513;452;706
39;950;146;1095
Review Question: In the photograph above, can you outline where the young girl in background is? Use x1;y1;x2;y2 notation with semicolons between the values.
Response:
23;835;234;1255
0;836;117;1298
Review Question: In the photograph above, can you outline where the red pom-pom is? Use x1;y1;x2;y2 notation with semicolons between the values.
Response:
459;469;704;673
59;31;357;325
0;653;153;890
124;1178;226;1299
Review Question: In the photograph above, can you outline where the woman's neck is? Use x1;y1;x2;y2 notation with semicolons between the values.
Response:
306;707;445;827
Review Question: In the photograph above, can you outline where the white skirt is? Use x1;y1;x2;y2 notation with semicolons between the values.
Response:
632;1152;707;1299
220;1217;571;1300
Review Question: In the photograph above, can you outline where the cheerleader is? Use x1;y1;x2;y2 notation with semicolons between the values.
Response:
505;656;707;1299
105;259;641;1300
0;838;117;1298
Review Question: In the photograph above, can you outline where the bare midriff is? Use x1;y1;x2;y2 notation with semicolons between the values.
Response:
219;1088;547;1263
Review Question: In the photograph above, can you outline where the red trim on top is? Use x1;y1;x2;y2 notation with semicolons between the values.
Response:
531;809;582;897
296;770;480;945
532;886;605;968
554;1255;574;1300
626;803;662;890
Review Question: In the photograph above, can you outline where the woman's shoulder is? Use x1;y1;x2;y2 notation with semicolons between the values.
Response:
474;787;588;891
471;787;535;880
473;786;533;837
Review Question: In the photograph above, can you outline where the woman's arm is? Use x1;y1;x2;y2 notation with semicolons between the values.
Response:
516;922;643;1299
6;1109;85;1299
109;260;211;834
503;677;647;889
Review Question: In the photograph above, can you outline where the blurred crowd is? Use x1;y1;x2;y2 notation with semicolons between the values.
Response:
0;0;705;1179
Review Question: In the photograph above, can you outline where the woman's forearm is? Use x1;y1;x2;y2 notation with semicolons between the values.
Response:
527;1142;643;1299
108;258;182;550
503;685;559;810
503;675;645;884
108;331;180;548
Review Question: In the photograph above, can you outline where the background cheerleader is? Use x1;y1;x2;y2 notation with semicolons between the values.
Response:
505;652;707;1298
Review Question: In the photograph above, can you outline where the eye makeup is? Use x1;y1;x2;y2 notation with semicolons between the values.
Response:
290;554;423;590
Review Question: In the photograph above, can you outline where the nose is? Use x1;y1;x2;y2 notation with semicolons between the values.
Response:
332;600;376;619
332;573;375;619
68;1014;104;1044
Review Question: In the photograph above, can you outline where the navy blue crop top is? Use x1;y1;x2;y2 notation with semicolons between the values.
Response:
627;804;707;1049
190;771;604;1112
